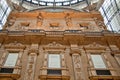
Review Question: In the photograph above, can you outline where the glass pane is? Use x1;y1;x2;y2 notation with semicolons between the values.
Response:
4;53;18;67
91;55;106;68
40;0;70;2
0;0;11;29
48;54;61;68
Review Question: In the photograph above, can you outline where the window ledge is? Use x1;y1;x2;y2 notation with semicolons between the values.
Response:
89;75;120;79
0;73;20;80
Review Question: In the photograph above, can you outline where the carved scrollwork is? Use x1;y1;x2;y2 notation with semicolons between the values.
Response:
94;18;106;30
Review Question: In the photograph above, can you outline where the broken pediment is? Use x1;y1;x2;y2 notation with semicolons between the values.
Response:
84;42;106;50
4;41;26;49
43;42;65;51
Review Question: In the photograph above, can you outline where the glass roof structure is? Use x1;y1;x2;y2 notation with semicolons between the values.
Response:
23;0;85;6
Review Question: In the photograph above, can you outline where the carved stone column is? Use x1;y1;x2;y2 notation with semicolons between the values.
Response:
24;44;39;80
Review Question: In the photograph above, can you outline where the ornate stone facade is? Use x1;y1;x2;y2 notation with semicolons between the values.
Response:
0;9;120;80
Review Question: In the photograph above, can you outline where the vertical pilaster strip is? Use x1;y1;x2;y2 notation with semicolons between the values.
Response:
13;51;23;74
24;44;38;80
0;51;7;66
115;54;120;66
24;52;37;80
61;53;68;76
72;54;82;80
40;52;47;79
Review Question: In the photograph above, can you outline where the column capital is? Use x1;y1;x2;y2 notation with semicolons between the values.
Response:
28;48;39;55
70;48;81;55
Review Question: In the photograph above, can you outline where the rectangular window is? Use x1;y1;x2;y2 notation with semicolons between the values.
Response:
4;53;18;67
91;55;106;68
48;54;61;68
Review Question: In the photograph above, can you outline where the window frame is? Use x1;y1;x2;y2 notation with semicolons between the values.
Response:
4;52;19;67
90;54;107;69
47;53;61;69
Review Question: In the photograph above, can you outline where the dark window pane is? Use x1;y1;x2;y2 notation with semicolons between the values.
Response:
96;70;111;75
47;69;61;75
98;79;113;80
0;68;14;73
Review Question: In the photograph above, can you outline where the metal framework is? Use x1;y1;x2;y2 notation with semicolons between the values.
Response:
22;0;85;6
